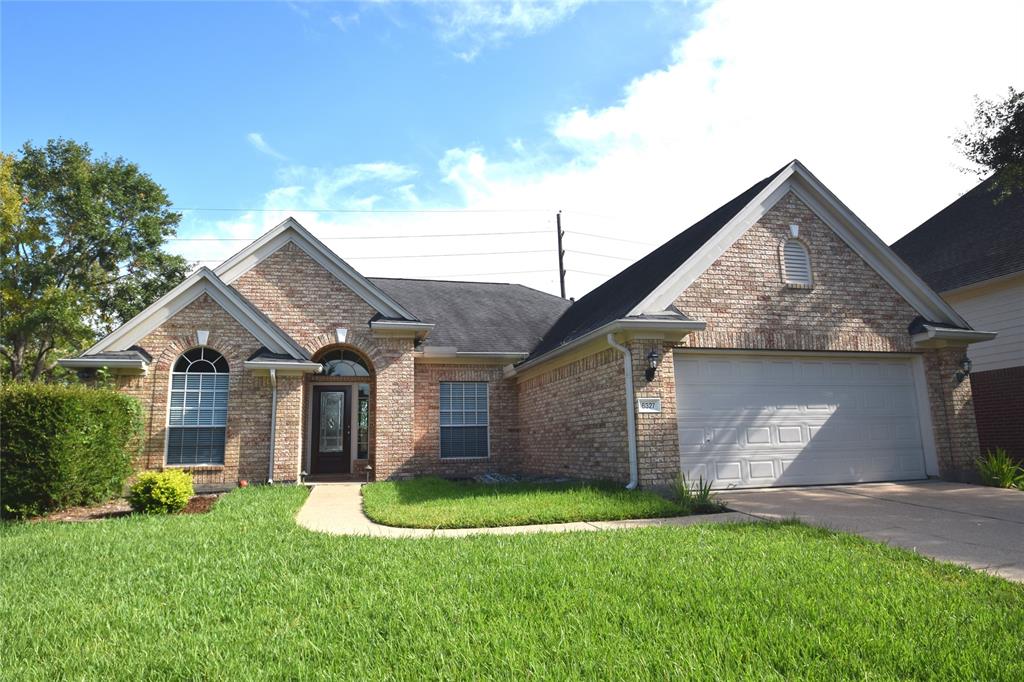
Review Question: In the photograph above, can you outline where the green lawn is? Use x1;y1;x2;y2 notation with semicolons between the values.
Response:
361;476;692;528
2;487;1022;680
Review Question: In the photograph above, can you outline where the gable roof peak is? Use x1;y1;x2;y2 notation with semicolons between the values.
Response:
213;217;419;321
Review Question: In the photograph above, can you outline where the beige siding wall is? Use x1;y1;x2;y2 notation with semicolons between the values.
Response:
943;273;1024;372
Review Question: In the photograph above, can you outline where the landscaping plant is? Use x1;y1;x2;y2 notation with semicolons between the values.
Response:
0;382;141;518
672;472;725;514
128;470;194;514
976;448;1024;490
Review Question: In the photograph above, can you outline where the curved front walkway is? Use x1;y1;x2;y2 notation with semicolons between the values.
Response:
295;483;750;538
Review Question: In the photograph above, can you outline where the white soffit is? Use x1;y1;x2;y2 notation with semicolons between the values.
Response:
85;268;308;358
213;217;417;321
629;160;970;329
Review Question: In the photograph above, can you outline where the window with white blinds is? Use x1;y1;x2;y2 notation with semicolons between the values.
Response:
782;239;812;286
439;382;489;458
167;347;229;466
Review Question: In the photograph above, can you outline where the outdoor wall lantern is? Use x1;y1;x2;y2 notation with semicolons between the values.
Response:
954;357;972;385
645;349;660;382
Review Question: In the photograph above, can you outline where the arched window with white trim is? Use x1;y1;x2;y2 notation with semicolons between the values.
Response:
167;347;229;466
781;239;813;286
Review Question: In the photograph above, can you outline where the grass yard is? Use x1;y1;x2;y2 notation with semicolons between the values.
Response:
2;486;1022;680
361;476;693;528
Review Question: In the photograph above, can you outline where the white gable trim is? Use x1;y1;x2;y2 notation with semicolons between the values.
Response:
213;217;417;321
629;160;970;328
85;268;310;359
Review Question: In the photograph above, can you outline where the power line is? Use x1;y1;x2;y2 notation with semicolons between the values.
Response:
168;229;549;242
193;248;549;264
173;206;554;214
569;269;616;278
568;249;638;262
568;230;656;246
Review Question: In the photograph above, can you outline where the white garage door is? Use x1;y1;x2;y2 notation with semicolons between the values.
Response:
675;352;928;489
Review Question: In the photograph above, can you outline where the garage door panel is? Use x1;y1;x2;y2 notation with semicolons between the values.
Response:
675;353;928;489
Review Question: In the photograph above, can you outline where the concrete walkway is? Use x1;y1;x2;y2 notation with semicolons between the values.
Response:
721;481;1024;582
294;483;750;538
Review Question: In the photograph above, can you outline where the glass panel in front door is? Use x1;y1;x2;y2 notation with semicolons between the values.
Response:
319;392;345;452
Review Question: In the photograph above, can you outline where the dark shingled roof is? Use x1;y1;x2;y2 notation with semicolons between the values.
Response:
890;174;1024;293
527;164;789;361
369;278;571;354
247;347;300;362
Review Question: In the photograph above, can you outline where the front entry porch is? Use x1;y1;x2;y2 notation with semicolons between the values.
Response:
303;346;374;482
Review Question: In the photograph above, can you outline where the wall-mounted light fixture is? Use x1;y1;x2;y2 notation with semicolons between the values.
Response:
954;356;972;385
645;349;660;382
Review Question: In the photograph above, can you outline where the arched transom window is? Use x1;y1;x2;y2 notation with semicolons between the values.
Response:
781;239;813;286
167;347;228;466
319;349;370;377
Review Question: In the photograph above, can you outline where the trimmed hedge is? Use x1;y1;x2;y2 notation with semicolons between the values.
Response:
1;382;143;518
129;470;194;514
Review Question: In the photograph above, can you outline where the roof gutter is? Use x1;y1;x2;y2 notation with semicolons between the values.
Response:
606;334;639;490
57;357;148;372
510;318;706;376
911;325;998;348
369;320;435;341
267;368;277;485
243;360;322;373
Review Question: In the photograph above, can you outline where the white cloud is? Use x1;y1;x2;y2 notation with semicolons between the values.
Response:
246;132;288;161
330;12;360;31
430;0;586;60
185;0;1024;300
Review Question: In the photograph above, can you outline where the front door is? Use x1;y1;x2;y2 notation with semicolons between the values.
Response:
312;386;352;474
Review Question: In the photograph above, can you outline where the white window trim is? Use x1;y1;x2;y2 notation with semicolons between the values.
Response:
164;346;229;468
438;381;491;460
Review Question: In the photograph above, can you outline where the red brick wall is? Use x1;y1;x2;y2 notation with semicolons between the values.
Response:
517;349;630;482
970;365;1024;465
230;243;418;481
403;363;518;478
115;293;270;489
675;192;919;352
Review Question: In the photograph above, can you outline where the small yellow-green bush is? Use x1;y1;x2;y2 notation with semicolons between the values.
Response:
128;470;194;514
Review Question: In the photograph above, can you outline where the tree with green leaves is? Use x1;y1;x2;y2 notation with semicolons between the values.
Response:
956;86;1023;199
1;139;190;381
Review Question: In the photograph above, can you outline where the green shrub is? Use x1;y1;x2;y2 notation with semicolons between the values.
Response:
128;470;194;514
1;382;142;518
976;448;1024;490
672;473;726;514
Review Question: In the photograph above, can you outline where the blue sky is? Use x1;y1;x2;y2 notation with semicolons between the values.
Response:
3;1;691;210
3;1;1022;296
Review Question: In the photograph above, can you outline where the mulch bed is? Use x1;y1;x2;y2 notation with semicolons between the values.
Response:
31;494;221;523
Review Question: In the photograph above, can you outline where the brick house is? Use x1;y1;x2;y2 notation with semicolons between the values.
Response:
62;160;996;489
891;174;1023;463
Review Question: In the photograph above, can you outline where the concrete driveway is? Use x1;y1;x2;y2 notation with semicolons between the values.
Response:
720;481;1024;582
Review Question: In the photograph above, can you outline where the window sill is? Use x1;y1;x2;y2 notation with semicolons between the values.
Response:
784;282;813;290
438;456;491;461
164;464;225;471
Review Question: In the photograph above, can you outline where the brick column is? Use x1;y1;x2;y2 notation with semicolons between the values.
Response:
370;336;416;479
272;374;304;483
922;347;982;480
628;338;680;488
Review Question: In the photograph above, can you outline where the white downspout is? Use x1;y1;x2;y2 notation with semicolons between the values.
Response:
267;369;277;484
607;333;639;489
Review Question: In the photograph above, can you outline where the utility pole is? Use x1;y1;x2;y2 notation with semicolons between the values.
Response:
555;210;566;299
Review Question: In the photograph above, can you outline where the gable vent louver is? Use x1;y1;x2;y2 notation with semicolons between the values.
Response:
782;239;812;286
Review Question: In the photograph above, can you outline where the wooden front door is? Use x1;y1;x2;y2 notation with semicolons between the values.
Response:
311;386;352;474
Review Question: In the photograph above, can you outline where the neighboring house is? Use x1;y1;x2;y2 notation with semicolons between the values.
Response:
61;160;996;489
891;175;1023;462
